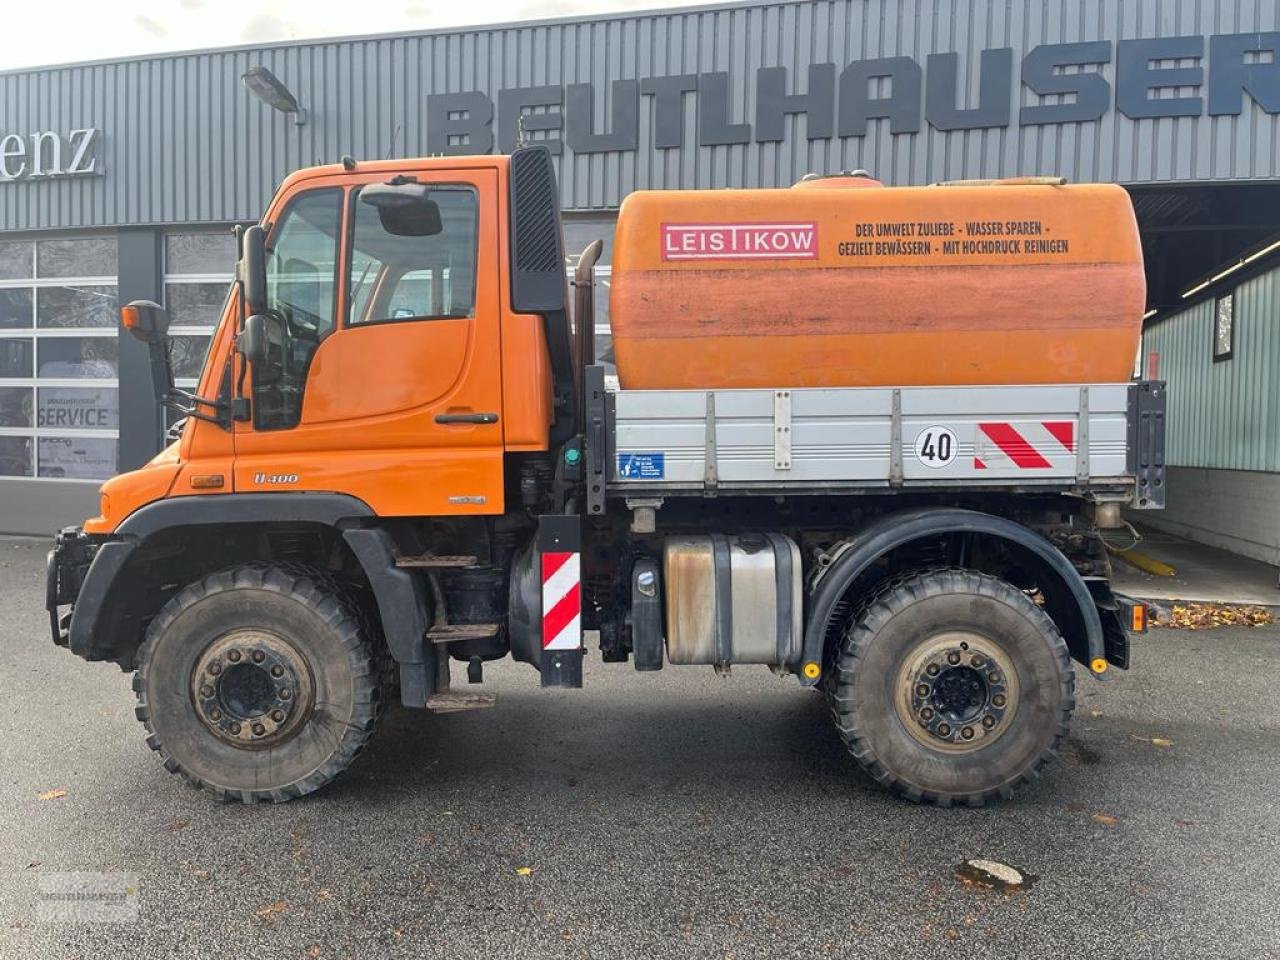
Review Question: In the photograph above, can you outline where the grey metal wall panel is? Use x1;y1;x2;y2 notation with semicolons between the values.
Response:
1;0;1278;231
1143;262;1280;473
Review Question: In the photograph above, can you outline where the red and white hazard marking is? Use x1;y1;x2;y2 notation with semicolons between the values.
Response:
974;421;1075;471
541;550;581;650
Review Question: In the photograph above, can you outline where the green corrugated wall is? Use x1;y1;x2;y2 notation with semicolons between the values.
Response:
1142;262;1280;473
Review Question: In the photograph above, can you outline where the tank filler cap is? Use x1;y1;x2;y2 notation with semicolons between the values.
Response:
792;170;883;190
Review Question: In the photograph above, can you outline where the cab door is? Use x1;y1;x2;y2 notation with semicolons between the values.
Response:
232;166;506;516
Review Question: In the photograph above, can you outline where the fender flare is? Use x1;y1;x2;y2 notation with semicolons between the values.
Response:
117;492;431;668
74;495;433;702
800;507;1105;686
116;492;375;538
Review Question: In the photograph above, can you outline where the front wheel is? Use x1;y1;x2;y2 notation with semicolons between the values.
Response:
827;569;1074;806
133;564;382;803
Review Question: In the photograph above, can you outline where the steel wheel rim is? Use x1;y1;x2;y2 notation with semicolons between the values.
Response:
189;629;315;749
894;631;1020;754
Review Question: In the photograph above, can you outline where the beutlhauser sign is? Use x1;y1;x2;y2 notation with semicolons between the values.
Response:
423;32;1280;155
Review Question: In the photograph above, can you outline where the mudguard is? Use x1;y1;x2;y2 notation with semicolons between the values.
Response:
800;507;1106;686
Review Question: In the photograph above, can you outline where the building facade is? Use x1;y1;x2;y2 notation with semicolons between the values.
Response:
0;0;1278;542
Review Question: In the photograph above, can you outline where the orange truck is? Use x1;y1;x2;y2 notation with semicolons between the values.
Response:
46;147;1164;805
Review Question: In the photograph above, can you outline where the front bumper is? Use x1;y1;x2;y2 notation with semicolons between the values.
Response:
46;527;96;647
48;527;138;661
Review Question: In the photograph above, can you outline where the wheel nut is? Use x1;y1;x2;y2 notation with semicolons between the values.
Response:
207;662;222;676
279;688;292;700
937;723;951;737
970;655;984;667
992;694;1007;707
271;710;285;723
251;723;266;737
252;650;265;664
983;716;996;728
228;650;241;663
271;665;284;678
926;664;940;677
961;726;975;740
988;671;1001;684
921;707;934;720
947;651;961;665
200;685;214;698
915;683;930;698
229;721;242;734
210;708;222;721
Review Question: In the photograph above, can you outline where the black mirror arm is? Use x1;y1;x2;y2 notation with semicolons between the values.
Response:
161;388;231;428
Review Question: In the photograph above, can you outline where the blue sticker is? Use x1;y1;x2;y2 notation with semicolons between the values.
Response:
617;452;665;479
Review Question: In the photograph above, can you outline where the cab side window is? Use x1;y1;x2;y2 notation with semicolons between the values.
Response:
347;186;478;325
254;188;342;430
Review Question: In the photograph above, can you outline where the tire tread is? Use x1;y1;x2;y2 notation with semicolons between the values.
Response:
826;567;1075;807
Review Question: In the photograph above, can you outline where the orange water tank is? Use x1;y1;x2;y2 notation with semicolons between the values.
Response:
608;178;1145;389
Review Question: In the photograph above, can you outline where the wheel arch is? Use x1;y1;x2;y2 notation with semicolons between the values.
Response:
70;494;429;684
801;507;1105;686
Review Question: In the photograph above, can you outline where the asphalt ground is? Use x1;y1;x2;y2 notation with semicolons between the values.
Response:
1;535;1278;959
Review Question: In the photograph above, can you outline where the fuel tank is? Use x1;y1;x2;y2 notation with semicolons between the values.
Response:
608;177;1145;389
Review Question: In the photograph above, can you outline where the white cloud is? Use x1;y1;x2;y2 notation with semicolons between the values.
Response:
0;0;727;71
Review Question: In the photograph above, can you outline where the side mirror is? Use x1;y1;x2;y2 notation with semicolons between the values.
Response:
238;313;270;366
361;181;442;237
120;300;170;344
238;224;268;315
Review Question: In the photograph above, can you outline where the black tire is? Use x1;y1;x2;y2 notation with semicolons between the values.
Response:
133;564;382;803
827;569;1074;806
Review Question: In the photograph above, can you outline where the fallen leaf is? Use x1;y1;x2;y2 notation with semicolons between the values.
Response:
306;946;321;959
1150;737;1174;748
255;901;288;921
1089;710;1103;718
1154;603;1273;630
37;789;67;801
515;866;533;876
1092;812;1119;826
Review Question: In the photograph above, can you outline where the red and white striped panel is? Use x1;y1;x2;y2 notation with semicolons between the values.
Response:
541;550;581;650
974;420;1076;472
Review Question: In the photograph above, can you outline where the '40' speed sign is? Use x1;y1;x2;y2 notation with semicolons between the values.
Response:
914;426;958;468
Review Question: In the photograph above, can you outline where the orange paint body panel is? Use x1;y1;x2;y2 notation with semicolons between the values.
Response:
609;181;1145;389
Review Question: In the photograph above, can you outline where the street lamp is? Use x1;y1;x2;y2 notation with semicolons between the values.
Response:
241;66;307;125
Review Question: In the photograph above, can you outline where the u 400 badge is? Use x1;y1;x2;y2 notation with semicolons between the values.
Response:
253;472;299;485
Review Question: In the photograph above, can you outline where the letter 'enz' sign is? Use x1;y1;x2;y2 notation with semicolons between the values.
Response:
0;128;100;182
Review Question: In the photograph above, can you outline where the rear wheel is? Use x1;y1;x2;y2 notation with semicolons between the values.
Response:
827;569;1073;806
134;564;382;803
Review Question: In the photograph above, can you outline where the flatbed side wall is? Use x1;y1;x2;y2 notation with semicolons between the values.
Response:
609;383;1131;491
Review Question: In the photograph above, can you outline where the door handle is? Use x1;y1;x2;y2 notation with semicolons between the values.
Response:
435;412;499;425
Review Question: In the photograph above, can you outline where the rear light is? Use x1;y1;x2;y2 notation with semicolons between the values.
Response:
1131;602;1147;633
120;304;140;330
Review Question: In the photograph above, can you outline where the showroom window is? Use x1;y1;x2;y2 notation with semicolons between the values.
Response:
164;230;237;393
0;236;119;480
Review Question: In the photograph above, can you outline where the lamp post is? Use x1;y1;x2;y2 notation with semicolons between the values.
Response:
241;66;307;125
